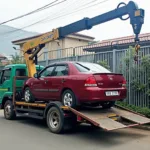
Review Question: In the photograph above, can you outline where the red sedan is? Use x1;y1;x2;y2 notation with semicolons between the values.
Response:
23;61;127;108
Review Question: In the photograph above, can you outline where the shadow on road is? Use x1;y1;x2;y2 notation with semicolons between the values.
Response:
0;113;148;147
6;116;146;147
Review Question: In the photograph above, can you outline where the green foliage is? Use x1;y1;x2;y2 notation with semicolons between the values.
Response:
117;101;150;118
97;60;110;70
0;61;3;66
120;46;150;95
10;54;25;64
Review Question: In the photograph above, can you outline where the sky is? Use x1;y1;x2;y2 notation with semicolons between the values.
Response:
0;0;149;41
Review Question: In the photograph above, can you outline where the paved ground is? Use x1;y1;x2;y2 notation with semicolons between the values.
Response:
0;110;150;150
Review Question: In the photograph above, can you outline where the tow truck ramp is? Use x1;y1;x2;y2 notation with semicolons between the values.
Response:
15;102;150;132
67;105;150;131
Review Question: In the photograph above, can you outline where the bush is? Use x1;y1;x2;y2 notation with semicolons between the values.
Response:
117;101;150;118
97;60;110;70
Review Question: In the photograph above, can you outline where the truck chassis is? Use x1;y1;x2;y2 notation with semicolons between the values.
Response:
3;76;150;134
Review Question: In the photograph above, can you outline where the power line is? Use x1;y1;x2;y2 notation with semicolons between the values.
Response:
24;0;99;29
43;0;110;23
0;0;66;25
0;0;68;36
1;0;110;37
1;0;92;36
20;0;110;29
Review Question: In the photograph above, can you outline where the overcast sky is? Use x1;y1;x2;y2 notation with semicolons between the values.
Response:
0;0;149;41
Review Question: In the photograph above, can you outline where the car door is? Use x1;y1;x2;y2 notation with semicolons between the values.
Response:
31;65;55;100
49;64;69;100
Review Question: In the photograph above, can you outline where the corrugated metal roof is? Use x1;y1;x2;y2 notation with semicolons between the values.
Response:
84;33;150;51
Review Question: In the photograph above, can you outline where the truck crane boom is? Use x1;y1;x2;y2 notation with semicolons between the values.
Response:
22;1;144;77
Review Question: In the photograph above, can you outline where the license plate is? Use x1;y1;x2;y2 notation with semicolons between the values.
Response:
105;91;119;96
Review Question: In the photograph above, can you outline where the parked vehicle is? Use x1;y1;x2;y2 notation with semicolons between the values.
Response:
23;61;127;108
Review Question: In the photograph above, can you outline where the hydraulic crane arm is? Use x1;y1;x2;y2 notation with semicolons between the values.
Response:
22;1;144;77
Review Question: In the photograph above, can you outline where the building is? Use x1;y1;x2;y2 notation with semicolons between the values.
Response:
12;32;95;61
0;53;10;65
84;33;150;52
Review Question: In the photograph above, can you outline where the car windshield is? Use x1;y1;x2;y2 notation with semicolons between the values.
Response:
75;62;111;73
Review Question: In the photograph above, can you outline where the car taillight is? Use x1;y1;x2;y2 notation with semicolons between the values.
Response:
85;76;97;87
122;79;126;87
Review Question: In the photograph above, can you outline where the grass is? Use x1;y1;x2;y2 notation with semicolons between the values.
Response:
116;101;150;118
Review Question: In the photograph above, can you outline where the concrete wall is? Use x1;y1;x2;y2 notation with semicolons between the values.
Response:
18;35;94;61
38;37;92;61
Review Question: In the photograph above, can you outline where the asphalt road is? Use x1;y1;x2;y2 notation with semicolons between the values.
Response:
0;110;150;150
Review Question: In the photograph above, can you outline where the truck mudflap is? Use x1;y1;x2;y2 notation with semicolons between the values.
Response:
66;105;150;131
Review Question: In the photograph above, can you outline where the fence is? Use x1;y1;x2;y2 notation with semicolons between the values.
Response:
38;44;150;108
0;43;150;108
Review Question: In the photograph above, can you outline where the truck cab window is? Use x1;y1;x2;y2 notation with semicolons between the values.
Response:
16;69;26;76
0;69;11;84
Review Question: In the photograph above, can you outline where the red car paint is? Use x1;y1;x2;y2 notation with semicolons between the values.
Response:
24;61;127;104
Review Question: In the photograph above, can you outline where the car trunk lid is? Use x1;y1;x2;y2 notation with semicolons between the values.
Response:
93;73;125;88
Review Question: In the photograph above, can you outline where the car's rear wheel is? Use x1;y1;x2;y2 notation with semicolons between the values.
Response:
24;87;35;103
62;90;76;108
101;101;115;109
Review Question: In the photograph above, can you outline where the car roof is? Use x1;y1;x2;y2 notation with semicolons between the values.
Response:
47;61;94;66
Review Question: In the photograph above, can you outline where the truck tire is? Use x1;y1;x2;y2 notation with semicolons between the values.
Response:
4;100;16;120
46;106;65;134
24;87;35;103
62;90;77;108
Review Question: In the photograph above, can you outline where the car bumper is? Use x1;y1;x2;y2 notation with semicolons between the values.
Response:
77;87;127;103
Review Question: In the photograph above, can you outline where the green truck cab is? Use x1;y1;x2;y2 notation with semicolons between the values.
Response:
0;64;44;109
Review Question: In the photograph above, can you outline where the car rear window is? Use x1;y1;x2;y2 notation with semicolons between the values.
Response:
75;62;111;73
74;63;90;72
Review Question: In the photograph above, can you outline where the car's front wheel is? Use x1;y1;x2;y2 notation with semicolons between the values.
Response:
24;87;35;103
62;90;77;108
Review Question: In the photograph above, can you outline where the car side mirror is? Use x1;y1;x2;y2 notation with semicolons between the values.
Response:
33;73;39;78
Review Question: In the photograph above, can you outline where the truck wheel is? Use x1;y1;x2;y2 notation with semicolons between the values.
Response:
62;90;77;108
101;101;115;109
46;106;65;134
4;100;16;120
24;87;34;103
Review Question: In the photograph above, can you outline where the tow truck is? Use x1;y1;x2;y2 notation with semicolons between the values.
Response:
0;1;150;134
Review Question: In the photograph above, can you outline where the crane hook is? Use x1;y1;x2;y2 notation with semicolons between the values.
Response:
134;42;140;62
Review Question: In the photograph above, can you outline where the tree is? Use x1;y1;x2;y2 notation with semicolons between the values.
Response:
10;54;25;64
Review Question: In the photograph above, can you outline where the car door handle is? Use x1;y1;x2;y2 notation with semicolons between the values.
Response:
62;78;66;83
45;80;48;84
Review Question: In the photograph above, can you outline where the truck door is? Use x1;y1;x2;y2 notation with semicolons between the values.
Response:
0;68;11;102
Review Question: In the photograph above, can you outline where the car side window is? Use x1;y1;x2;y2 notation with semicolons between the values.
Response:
52;65;68;76
40;66;55;77
0;69;11;84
